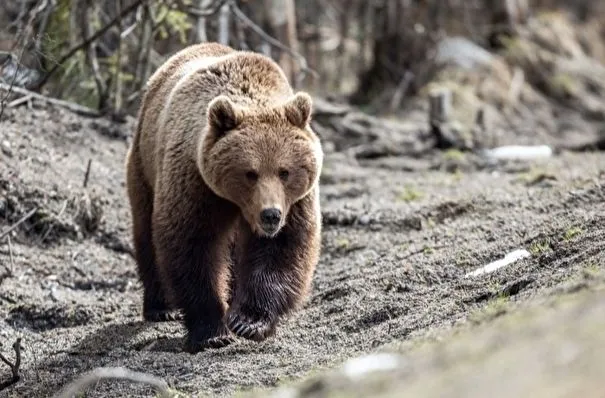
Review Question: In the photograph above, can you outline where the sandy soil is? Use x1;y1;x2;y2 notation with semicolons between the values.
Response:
0;100;604;397
246;271;605;398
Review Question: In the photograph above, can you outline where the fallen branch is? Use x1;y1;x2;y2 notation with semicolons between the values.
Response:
54;366;178;398
0;83;100;117
0;338;22;391
7;94;33;108
0;207;39;241
34;0;146;89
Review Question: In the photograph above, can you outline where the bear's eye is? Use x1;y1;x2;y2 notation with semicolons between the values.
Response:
246;171;258;182
278;169;289;181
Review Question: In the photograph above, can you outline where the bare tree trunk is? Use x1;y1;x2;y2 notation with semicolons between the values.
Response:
134;3;153;93
262;0;300;86
196;0;213;42
218;2;230;45
114;0;124;115
358;0;373;76
505;0;530;27
82;0;108;111
333;0;351;91
69;0;80;48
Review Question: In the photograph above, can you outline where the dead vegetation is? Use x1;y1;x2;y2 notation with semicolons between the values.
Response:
0;338;21;391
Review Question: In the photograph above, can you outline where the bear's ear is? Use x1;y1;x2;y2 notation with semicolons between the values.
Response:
207;95;242;136
283;92;313;129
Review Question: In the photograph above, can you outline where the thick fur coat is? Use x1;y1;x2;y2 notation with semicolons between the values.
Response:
125;43;323;352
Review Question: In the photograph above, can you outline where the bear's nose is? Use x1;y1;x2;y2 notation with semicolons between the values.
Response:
260;208;282;225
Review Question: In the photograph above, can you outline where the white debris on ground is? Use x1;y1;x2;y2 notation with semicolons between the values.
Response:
465;249;532;278
482;145;553;161
341;353;403;378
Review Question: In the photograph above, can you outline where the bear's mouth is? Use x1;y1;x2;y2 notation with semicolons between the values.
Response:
259;222;282;238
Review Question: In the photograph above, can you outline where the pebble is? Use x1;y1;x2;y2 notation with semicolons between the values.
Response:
358;214;370;225
1;140;13;157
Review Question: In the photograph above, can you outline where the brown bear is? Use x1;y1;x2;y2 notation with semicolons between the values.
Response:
125;42;323;353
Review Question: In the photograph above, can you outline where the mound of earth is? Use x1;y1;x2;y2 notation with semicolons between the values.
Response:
1;86;604;398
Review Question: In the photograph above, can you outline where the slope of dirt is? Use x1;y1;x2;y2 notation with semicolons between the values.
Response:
243;272;605;398
0;100;604;397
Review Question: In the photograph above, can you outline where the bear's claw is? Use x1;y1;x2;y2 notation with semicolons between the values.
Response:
143;310;182;323
184;333;236;353
226;312;275;342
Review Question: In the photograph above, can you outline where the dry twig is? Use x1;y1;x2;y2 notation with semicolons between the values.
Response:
83;159;93;188
0;207;39;241
0;338;22;391
54;366;177;398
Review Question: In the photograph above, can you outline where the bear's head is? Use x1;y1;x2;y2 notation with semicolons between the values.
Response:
198;92;323;238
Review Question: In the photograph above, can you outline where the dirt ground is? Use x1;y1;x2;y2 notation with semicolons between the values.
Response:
245;271;605;398
0;97;604;397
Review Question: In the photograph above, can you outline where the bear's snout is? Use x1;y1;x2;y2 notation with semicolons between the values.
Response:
260;207;282;233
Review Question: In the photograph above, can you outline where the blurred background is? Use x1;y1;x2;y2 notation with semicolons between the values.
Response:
1;0;605;123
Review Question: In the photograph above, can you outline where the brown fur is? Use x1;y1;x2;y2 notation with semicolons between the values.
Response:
125;43;323;353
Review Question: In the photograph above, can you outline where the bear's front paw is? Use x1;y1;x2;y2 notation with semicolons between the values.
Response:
226;311;276;342
183;326;236;353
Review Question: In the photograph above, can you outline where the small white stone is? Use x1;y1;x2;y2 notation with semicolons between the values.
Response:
1;140;13;157
358;215;370;225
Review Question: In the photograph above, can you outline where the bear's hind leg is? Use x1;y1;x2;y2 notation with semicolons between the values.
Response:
126;152;179;322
